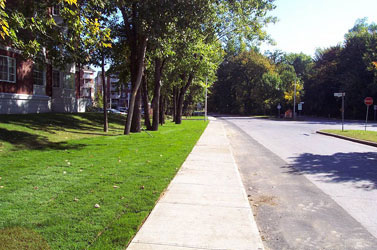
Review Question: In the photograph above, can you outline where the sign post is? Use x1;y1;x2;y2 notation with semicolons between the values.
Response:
297;102;304;117
374;105;377;121
293;78;297;119
277;103;281;118
334;92;345;131
364;97;373;131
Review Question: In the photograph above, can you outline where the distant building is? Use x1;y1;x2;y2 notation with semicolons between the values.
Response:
78;66;96;103
95;72;131;109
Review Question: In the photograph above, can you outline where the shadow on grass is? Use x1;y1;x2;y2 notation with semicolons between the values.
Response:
65;130;123;136
0;128;85;151
285;152;377;190
0;113;125;134
0;227;50;250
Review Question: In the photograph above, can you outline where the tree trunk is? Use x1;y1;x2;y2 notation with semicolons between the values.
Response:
175;73;194;124
151;58;164;131
159;95;165;125
101;54;108;132
141;73;152;130
172;87;177;122
131;87;142;132
175;87;184;124
78;62;81;100
124;36;148;135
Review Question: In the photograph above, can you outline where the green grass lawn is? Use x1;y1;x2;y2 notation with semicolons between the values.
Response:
321;129;377;143
182;115;206;120
249;115;272;118
0;113;208;249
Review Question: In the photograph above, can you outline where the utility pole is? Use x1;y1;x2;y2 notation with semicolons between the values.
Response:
293;77;297;119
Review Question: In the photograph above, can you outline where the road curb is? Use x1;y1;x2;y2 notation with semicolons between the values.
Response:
316;131;377;148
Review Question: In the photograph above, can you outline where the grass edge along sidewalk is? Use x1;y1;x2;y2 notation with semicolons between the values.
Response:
0;113;208;250
317;129;377;148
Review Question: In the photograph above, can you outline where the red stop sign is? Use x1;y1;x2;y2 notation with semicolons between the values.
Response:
364;97;373;106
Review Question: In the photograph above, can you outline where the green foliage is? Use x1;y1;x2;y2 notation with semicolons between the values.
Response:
4;0;277;127
166;32;224;90
284;79;303;104
81;2;113;65
3;0;80;63
304;46;342;116
304;19;377;119
210;49;282;115
0;0;9;40
2;0;112;68
210;48;314;115
214;0;277;46
106;0;276;130
283;52;314;78
95;90;103;108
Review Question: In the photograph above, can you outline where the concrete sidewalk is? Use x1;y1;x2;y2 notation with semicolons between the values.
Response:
127;118;264;250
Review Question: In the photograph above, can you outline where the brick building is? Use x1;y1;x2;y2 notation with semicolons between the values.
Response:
0;3;98;114
0;45;97;114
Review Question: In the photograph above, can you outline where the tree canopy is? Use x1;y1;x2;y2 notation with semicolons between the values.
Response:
210;18;377;120
3;0;279;128
304;19;377;118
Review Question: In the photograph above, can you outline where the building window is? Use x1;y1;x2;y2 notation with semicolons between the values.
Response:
81;87;91;98
33;64;46;86
63;72;75;89
0;56;16;83
83;73;93;79
52;70;60;87
84;79;92;87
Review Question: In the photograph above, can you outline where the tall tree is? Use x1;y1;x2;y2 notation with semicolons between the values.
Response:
151;57;165;130
113;1;213;134
210;49;281;115
81;1;113;132
303;46;342;117
171;0;276;122
303;19;377;119
141;72;152;130
170;35;223;123
112;0;276;134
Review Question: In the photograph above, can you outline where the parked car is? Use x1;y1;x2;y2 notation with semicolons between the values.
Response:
118;107;128;113
107;109;126;115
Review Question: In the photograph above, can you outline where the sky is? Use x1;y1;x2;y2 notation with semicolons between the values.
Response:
260;0;377;56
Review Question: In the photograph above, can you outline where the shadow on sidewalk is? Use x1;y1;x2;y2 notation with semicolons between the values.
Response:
285;152;377;190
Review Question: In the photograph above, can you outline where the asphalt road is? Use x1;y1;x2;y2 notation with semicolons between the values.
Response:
221;117;377;249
